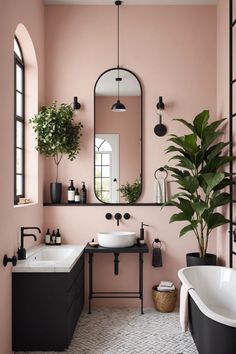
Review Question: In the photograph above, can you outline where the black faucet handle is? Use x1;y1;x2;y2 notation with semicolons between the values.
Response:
3;254;17;267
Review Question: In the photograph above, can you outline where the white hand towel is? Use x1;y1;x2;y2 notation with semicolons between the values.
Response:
180;283;194;332
154;178;167;203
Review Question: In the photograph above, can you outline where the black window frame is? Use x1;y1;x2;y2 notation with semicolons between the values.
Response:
14;36;25;204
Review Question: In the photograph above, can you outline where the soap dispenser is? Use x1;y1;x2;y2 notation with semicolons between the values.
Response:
45;228;51;245
139;222;149;244
80;181;87;204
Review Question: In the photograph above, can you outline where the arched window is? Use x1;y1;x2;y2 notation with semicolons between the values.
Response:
14;36;25;203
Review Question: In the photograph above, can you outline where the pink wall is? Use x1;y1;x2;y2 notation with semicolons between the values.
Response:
0;1;44;353
44;4;217;308
95;95;141;191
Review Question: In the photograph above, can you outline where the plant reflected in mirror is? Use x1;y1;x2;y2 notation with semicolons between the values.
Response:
118;179;141;204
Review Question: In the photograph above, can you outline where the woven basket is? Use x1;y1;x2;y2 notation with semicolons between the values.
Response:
152;285;177;313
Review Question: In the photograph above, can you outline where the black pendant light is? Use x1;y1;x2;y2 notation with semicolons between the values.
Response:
112;0;126;112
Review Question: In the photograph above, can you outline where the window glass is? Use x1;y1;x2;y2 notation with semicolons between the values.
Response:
95;138;112;202
14;38;22;60
14;36;25;203
16;65;23;92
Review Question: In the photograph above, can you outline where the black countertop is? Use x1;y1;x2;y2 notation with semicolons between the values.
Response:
84;243;149;254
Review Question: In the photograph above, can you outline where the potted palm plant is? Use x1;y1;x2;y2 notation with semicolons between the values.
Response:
164;110;233;266
30;102;83;203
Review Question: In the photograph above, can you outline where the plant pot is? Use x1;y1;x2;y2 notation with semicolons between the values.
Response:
186;252;216;267
50;182;62;204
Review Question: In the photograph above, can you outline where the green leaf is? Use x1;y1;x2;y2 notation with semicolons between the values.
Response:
165;145;186;155
202;131;223;149
178;198;194;220
206;142;229;161
194;150;205;168
208;213;229;230
193;110;209;138
184;134;198;153
179;221;198;237
202;156;235;173
210;192;231;209
206;118;226;132
192;201;208;216
202;173;225;193
164;166;190;178
213;178;236;191
173;119;195;132
169;155;195;170
168;134;197;155
177;176;199;194
170;212;188;223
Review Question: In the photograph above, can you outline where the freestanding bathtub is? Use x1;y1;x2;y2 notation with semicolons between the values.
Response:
178;266;236;354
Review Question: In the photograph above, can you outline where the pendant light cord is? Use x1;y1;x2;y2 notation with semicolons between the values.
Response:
117;2;120;69
116;1;121;100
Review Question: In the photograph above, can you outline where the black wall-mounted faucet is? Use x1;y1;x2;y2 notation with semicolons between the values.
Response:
17;227;41;260
114;213;122;226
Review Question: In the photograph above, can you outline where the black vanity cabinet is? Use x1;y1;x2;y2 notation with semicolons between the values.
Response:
12;253;84;351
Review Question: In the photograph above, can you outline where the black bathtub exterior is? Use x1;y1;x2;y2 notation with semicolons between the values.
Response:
189;296;236;354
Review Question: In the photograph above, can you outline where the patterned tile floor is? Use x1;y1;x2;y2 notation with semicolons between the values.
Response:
20;308;198;354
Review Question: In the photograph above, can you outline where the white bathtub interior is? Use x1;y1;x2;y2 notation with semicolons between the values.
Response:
27;247;74;261
179;266;236;325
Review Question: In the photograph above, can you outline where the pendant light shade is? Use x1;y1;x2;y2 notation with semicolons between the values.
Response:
111;0;126;112
112;99;126;112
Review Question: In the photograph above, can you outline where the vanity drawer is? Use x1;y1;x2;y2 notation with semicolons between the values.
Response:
67;265;84;311
67;253;84;290
67;286;84;342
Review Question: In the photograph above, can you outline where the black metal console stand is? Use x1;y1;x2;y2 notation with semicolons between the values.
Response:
85;243;149;314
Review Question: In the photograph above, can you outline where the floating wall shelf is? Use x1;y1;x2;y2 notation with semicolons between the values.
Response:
43;202;164;207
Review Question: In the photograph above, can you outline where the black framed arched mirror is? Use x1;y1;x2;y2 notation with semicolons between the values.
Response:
94;67;142;204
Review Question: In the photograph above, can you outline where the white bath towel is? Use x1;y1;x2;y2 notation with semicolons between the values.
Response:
180;283;194;332
154;178;167;204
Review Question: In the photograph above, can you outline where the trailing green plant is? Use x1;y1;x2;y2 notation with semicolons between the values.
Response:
164;110;234;257
30;102;83;182
118;179;141;203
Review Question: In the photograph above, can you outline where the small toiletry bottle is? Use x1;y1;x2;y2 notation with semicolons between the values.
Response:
45;228;51;245
51;230;56;244
55;228;61;245
139;222;149;244
74;188;80;203
80;181;87;204
68;180;75;203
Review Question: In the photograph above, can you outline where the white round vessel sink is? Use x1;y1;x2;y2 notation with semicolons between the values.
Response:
97;231;136;248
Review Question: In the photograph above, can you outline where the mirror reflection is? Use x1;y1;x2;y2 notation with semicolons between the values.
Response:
94;68;142;204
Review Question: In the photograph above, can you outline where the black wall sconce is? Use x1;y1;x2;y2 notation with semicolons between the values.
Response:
73;96;81;111
154;96;167;137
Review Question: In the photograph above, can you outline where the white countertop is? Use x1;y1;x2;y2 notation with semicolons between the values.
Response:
13;244;86;273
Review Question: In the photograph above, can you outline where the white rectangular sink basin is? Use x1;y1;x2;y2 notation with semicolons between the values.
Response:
13;244;85;273
97;231;136;248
